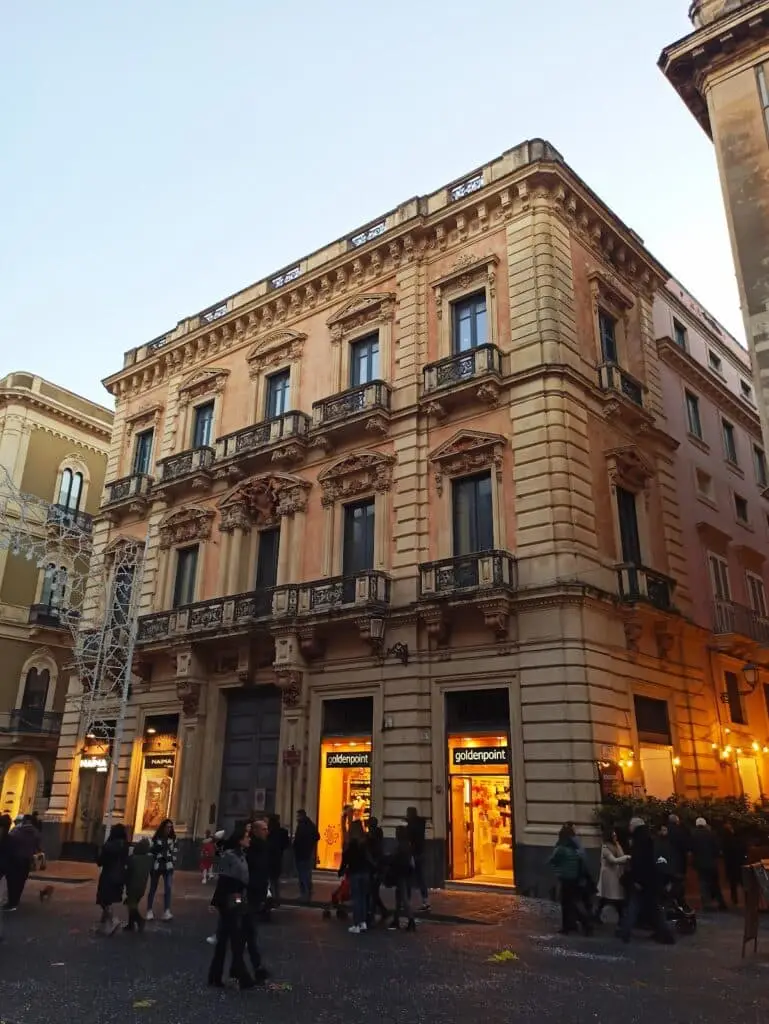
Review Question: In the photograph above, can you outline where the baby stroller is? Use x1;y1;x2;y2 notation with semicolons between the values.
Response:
322;872;350;920
657;857;697;935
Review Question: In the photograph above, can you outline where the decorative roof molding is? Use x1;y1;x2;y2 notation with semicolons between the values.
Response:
429;429;506;495
318;450;396;507
246;329;307;378
158;505;215;549
0;387;112;443
326;293;396;331
124;403;164;426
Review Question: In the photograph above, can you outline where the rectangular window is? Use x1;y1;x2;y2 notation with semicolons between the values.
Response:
192;402;214;448
725;671;747;726
708;350;723;375
172;545;198;608
266;369;290;419
452;473;494;556
452;292;487;353
708;552;731;601
110;564;134;627
735;494;749;523
747;573;768;618
616;486;642;564
722;419;738;464
673;319;688;350
132;428;154;476
342;499;375;576
633;695;672;744
757;64;769;134
685;391;702;439
255;527;280;590
41;564;67;609
754;445;767;488
740;379;755;404
696;468;714;501
598;310;618;364
349;332;380;387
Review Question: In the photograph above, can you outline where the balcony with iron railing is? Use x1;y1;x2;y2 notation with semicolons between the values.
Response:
28;603;77;629
136;588;279;645
311;381;392;441
46;504;94;534
0;709;63;737
102;473;153;509
422;344;504;411
616;564;676;612
598;362;645;408
154;446;215;494
419;550;517;600
216;411;311;469
275;570;391;617
713;599;769;646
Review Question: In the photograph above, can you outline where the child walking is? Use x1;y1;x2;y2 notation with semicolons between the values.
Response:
200;830;215;884
125;837;153;932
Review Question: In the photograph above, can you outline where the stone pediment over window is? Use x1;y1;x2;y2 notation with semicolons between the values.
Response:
605;445;654;491
218;473;311;529
431;253;498;315
429;430;506;494
326;293;396;340
246;329;306;378
158;505;215;549
123;403;164;447
318;450;396;506
178;367;230;406
588;266;634;312
104;533;145;566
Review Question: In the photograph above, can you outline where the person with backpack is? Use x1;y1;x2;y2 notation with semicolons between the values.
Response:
124;837;153;932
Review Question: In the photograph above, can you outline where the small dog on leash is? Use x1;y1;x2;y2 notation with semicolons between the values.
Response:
39;885;54;902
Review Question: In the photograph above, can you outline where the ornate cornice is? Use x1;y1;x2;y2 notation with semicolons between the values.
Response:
605;445;655;492
317;450;396;507
0;387;112;444
246;329;307;378
217;473;311;529
429;429;506;495
326;293;396;338
178;367;229;407
158;505;215;549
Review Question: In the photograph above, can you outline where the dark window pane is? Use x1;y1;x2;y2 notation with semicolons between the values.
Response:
599;311;618;364
266;371;290;418
452;473;493;556
21;668;50;710
452;293;487;353
633;695;671;743
133;429;154;475
193;403;214;447
350;333;380;387
725;671;747;725
173;546;199;608
616;487;642;564
322;696;374;736
255;528;280;590
342;500;375;575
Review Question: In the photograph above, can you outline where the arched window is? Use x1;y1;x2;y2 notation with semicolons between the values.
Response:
21;668;50;711
58;469;83;511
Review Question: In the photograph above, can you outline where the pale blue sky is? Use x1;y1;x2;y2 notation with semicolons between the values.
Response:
0;1;738;407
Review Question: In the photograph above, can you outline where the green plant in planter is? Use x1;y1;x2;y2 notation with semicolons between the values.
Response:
594;794;769;843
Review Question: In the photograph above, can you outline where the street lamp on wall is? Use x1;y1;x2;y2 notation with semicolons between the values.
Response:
368;616;410;666
720;661;761;705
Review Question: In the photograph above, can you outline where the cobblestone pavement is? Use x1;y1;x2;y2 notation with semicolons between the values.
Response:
2;870;768;1024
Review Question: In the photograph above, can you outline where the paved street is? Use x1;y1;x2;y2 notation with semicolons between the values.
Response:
2;870;769;1024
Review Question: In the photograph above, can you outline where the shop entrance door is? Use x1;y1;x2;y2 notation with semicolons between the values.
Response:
73;770;108;844
449;775;513;885
218;687;281;835
449;776;473;879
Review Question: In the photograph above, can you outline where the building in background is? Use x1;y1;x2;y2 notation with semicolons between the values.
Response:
0;372;111;821
45;139;769;892
659;0;769;452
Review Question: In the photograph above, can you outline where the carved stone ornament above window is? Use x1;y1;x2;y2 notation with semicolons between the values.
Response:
123;404;163;446
429;429;506;495
103;534;145;567
246;329;307;379
218;473;311;531
605;445;654;492
326;293;396;343
158;505;215;549
431;253;499;319
588;266;635;312
178;367;230;407
318;450;396;507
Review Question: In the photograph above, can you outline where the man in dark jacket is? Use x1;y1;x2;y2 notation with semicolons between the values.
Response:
405;806;430;912
293;810;319;903
365;816;388;924
246;819;270;919
266;814;289;908
4;815;41;911
691;817;727;911
619;817;674;944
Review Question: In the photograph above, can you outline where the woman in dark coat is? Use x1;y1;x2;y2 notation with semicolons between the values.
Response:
96;823;129;935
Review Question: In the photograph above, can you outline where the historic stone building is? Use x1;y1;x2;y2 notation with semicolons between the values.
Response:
46;139;769;891
659;0;769;451
0;372;111;821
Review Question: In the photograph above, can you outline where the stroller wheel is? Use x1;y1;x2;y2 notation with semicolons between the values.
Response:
322;909;331;919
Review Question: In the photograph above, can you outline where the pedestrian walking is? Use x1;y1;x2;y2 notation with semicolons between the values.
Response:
690;817;727;911
96;824;129;936
596;829;629;923
548;824;593;936
387;826;417;932
405;806;430;912
721;820;747;907
146;818;177;921
339;820;371;934
365;816;389;925
266;814;289;908
3;815;41;911
124;837;152;932
293;809;319;903
208;826;257;989
618;817;674;944
0;814;11;939
200;830;215;884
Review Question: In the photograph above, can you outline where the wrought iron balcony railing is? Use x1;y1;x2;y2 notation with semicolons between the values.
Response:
713;599;769;646
136;588;278;644
285;571;391;615
598;362;644;408
0;710;63;736
312;381;391;426
423;344;503;395
46;504;94;533
103;473;153;505
616;564;675;611
157;446;215;483
419;550;517;599
216;411;311;460
28;604;78;628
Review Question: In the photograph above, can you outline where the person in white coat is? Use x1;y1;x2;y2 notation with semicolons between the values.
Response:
596;829;630;923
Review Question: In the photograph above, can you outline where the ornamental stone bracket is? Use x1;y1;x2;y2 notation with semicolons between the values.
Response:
479;597;512;642
274;668;305;718
620;609;643;656
158;506;215;549
298;626;325;662
420;605;451;648
318;450;396;507
429;429;506;496
173;645;207;716
654;620;677;661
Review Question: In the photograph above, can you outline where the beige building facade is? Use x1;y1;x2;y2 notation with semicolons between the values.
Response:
659;0;769;453
0;372;111;822
46;139;769;891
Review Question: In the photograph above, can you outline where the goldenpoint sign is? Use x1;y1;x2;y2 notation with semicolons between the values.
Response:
452;746;509;766
325;751;371;769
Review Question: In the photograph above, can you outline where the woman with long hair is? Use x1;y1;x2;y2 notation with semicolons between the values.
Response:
96;823;129;935
596;828;629;923
146;818;177;921
208;825;258;989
